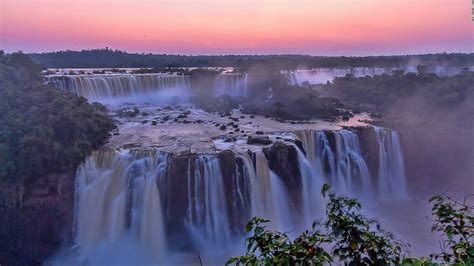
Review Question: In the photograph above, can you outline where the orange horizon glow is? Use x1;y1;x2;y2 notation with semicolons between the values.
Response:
0;0;473;55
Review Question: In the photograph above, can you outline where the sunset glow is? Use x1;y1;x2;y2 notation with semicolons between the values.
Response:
1;0;473;55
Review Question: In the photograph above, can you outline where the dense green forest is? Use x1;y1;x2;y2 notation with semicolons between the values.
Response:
30;48;474;69
0;51;115;182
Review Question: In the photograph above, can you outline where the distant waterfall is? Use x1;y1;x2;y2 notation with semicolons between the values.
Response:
284;67;386;85
283;66;474;86
75;149;168;258
47;74;191;100
214;73;248;97
375;127;408;199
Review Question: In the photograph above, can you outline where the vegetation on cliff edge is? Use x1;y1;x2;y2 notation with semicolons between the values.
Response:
0;51;115;182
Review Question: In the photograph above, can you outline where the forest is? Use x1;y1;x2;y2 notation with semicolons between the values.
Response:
30;48;474;69
0;52;115;182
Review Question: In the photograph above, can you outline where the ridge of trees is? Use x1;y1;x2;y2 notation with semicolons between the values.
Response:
29;48;474;69
0;51;115;182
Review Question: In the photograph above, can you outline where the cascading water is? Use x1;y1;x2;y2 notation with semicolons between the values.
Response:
283;66;474;86
47;74;191;100
296;128;405;199
214;73;248;97
74;149;168;261
68;127;408;264
333;130;372;195
238;152;293;231
283;67;387;85
375;127;408;199
185;155;232;247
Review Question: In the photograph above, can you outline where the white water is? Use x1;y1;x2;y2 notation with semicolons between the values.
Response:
185;155;232;248
74;149;168;263
214;73;249;97
63;127;409;264
283;66;474;85
239;152;293;231
283;67;386;85
375;127;408;199
296;128;405;199
47;74;191;101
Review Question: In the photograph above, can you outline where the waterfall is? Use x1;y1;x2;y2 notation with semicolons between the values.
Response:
283;67;387;85
185;155;232;247
214;73;248;97
375;127;408;199
74;149;168;258
283;66;474;86
47;74;191;100
295;129;407;198
238;152;292;231
333;130;372;195
293;146;326;227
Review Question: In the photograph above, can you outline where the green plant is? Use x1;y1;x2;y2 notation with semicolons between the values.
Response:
227;217;332;265
429;193;474;265
321;184;405;265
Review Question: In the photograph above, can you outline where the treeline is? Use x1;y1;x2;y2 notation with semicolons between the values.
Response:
29;48;474;69
0;51;115;182
323;68;474;114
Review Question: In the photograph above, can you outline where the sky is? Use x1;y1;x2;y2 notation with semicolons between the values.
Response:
0;0;473;55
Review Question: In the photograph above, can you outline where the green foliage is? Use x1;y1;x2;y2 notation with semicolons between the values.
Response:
323;185;405;265
429;194;474;265
0;52;115;182
228;185;404;265
229;186;474;265
227;217;332;265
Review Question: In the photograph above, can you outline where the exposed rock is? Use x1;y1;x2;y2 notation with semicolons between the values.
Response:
247;136;272;145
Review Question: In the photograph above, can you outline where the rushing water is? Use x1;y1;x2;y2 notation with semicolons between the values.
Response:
214;73;249;97
47;74;191;101
67;126;408;264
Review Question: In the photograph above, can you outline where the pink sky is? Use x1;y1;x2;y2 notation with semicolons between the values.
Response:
0;0;473;55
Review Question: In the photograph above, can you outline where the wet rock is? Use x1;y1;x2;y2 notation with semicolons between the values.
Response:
256;131;264;135
247;136;272;145
142;120;148;124
224;136;237;142
141;112;149;116
151;121;158;126
220;125;227;130
163;115;170;121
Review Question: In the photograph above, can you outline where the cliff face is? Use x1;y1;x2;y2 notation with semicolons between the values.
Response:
0;172;75;265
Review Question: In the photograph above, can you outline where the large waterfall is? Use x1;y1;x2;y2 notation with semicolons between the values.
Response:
47;74;191;100
74;149;168;262
71;127;408;264
214;73;248;97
